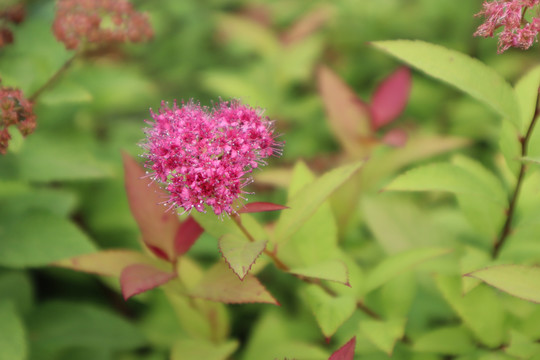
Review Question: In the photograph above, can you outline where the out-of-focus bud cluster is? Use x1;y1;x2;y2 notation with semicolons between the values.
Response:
52;0;153;51
0;80;36;155
0;3;26;48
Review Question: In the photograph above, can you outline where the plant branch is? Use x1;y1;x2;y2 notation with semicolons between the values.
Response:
493;88;540;258
232;214;381;319
232;214;289;270
29;53;78;102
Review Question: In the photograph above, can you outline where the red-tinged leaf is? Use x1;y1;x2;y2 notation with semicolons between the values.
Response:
122;152;179;262
238;202;289;214
370;67;412;130
219;234;267;280
329;337;356;360
382;128;408;147
120;263;176;300
281;5;333;45
54;250;153;277
189;262;279;305
317;66;371;155
174;217;204;256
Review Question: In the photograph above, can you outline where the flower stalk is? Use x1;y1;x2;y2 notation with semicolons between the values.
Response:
493;87;540;258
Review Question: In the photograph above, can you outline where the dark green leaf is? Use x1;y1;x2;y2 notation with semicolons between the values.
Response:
0;301;27;360
29;301;146;350
0;211;96;268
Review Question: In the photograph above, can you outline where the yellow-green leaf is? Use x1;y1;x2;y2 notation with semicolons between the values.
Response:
372;40;520;126
467;265;540;303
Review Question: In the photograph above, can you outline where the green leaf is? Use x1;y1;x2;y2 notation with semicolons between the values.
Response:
202;70;270;108
0;211;96;268
277;161;342;268
189;262;279;305
372;40;520;126
138;292;185;348
0;271;34;315
0;301;27;360
359;318;405;355
385;162;507;206
467;265;540;303
452;155;506;205
289;260;350;285
505;330;540;359
436;275;505;347
362;194;454;254
54;250;153;277
166;294;229;343
452;155;507;239
460;246;491;295
39;80;93;105
413;326;475;355
54;348;112;360
18;132;114;182
277;201;340;268
171;339;238;360
303;285;356;339
514;65;540;135
288;160;316;197
365;247;452;293
0;185;77;218
379;272;416;319
241;309;329;360
216;14;280;58
219;234;267;280
361;134;470;191
273;161;363;243
280;36;322;83
29;301;146;350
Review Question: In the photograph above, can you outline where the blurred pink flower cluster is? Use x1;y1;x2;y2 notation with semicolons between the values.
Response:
0;3;25;48
0;81;36;154
52;0;153;50
142;100;282;216
474;0;540;53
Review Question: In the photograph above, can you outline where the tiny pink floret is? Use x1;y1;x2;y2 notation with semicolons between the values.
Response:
474;0;540;53
142;99;282;216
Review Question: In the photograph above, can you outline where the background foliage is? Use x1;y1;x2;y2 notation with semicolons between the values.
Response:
2;0;540;359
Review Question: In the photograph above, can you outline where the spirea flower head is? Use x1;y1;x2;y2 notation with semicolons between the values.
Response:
0;80;36;154
141;99;283;216
52;0;153;51
474;0;540;53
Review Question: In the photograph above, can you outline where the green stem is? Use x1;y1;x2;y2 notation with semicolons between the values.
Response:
231;214;381;319
232;214;289;270
493;88;540;258
29;53;78;102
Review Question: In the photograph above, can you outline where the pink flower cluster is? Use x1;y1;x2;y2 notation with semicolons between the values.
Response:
0;81;36;154
474;0;540;53
52;0;153;50
142;100;282;216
